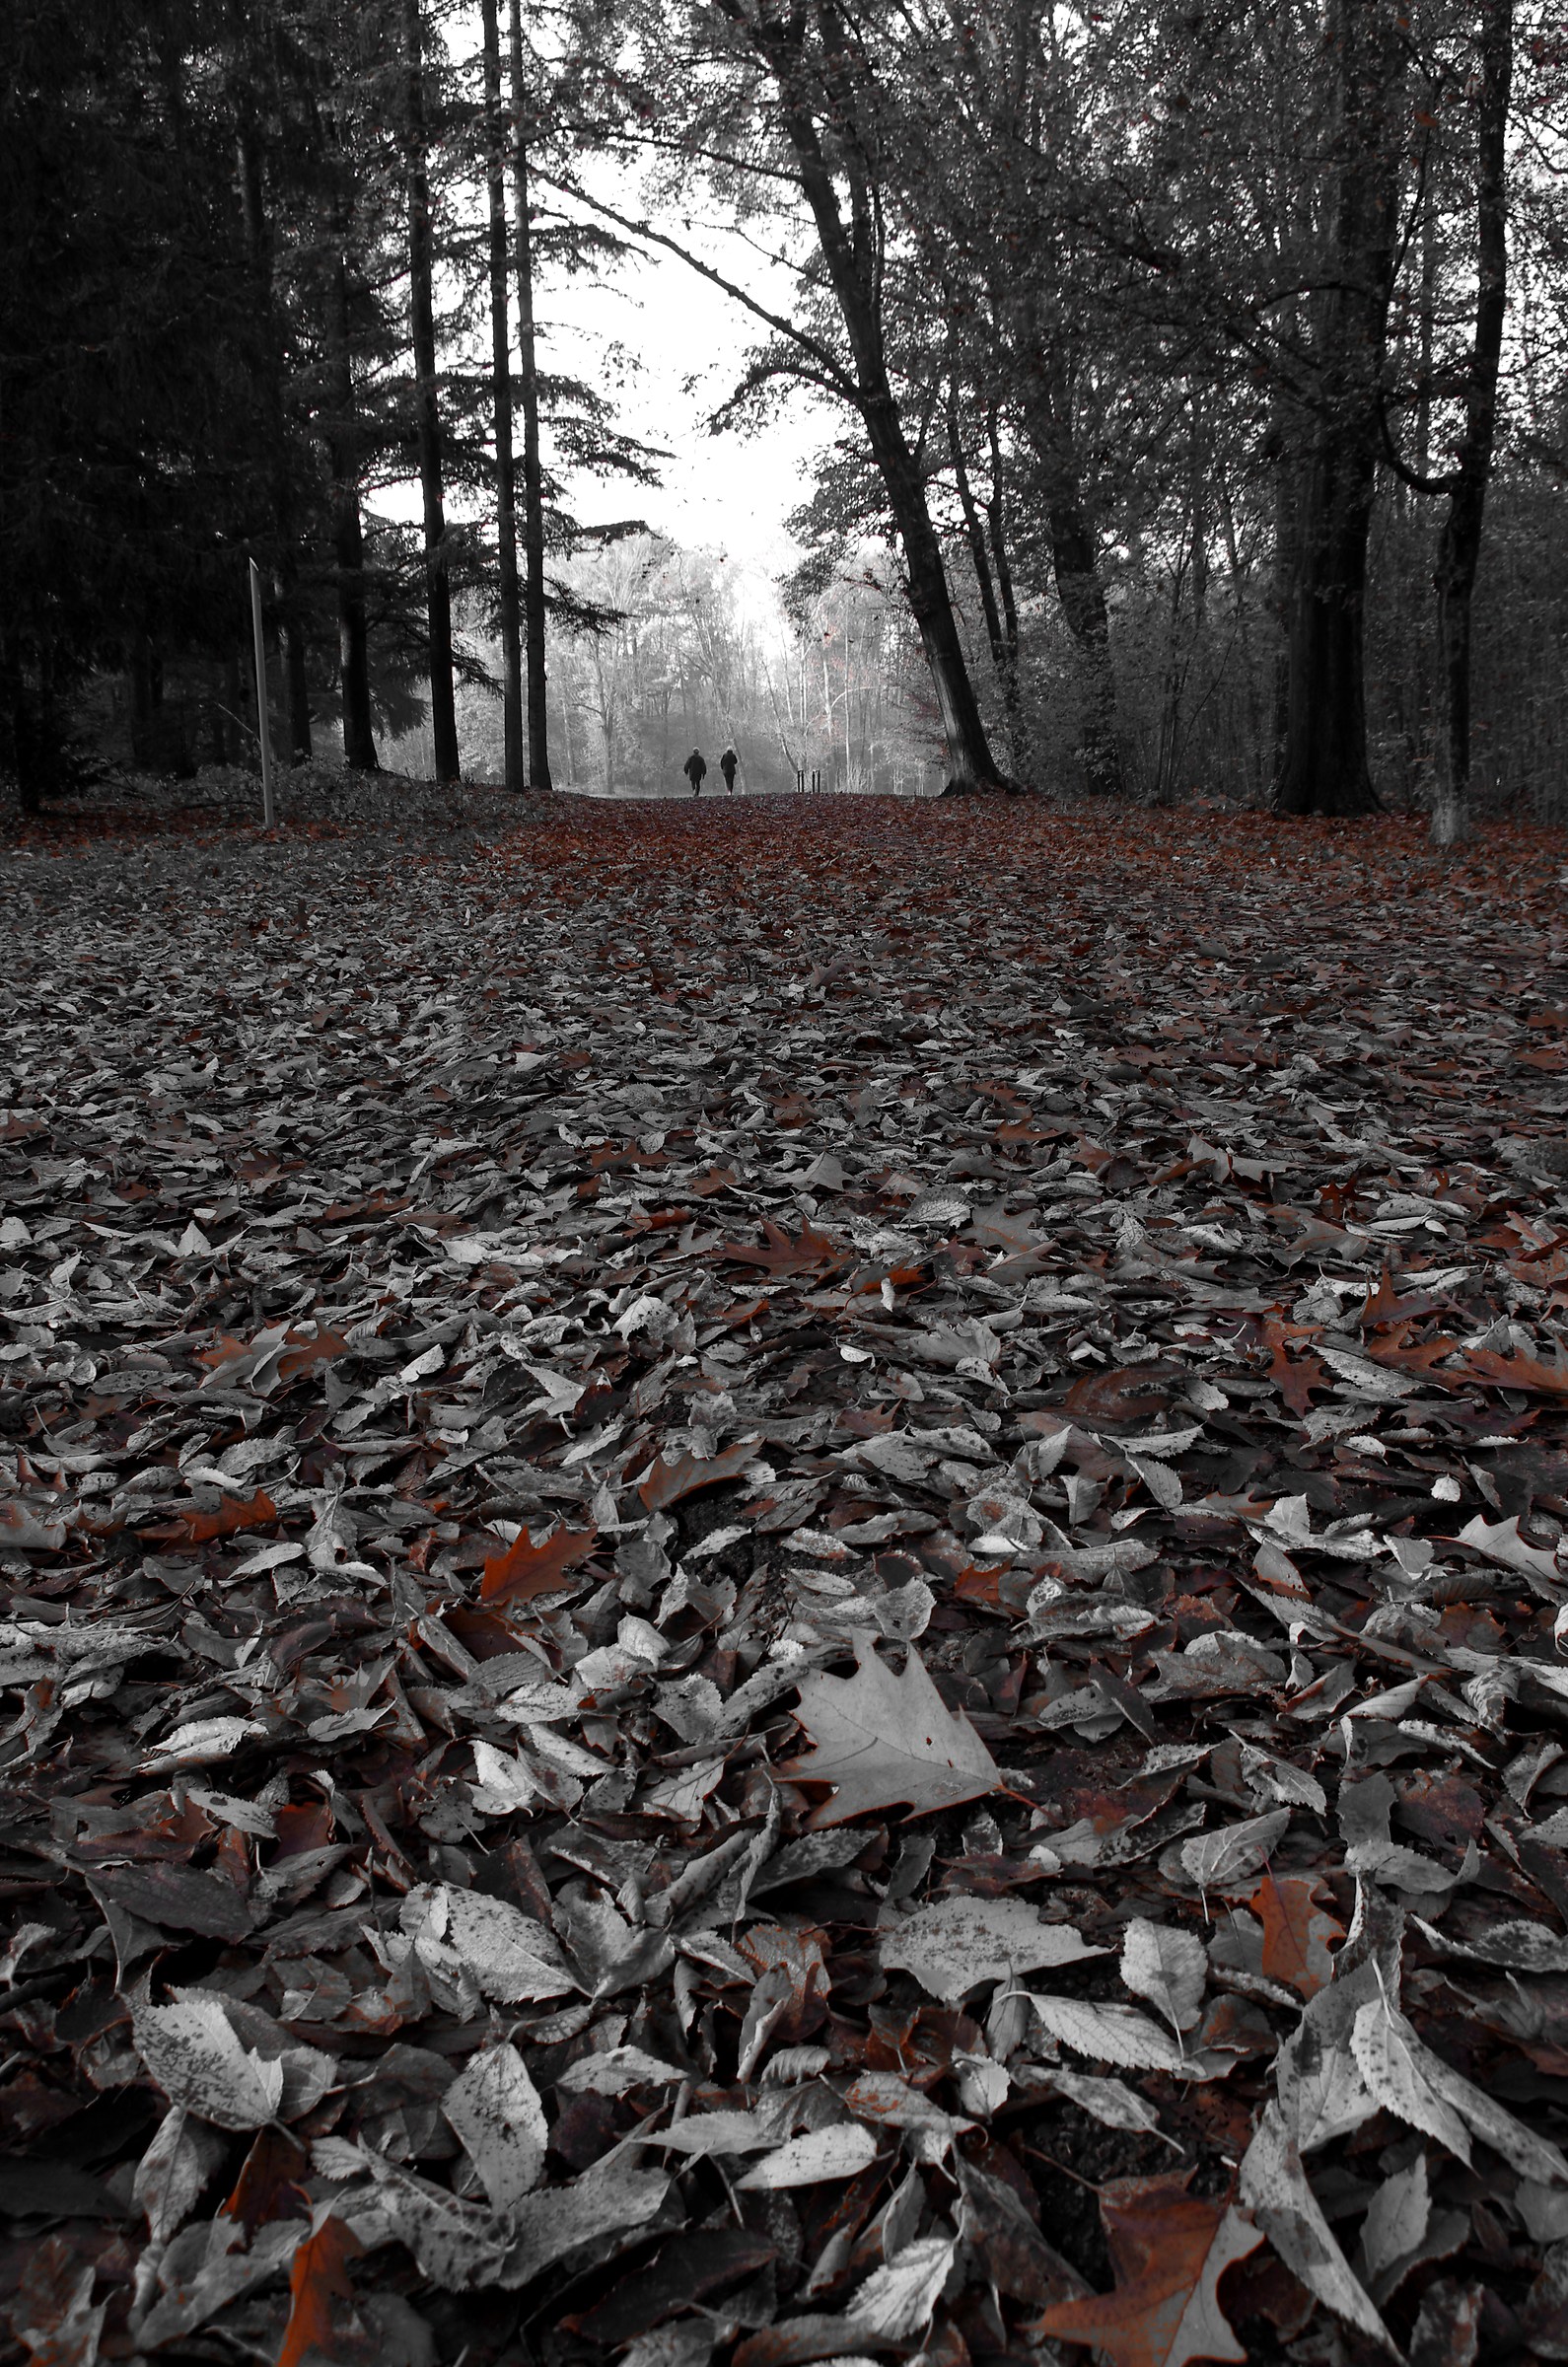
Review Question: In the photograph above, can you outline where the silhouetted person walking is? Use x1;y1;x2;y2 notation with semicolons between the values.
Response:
720;746;738;793
683;748;706;797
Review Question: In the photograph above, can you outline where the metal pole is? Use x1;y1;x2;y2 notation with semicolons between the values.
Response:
249;558;276;827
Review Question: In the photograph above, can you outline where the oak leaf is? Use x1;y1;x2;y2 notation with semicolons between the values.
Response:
1035;2174;1262;2367
1251;1872;1343;2000
780;1641;1001;1828
480;1523;597;1607
720;1218;845;1276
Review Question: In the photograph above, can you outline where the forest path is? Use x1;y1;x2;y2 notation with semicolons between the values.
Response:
3;793;1568;2361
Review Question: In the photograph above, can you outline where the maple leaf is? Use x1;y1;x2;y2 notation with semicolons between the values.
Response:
779;1640;1001;1828
1034;2174;1262;2367
480;1523;598;1607
277;2212;362;2367
1250;1871;1343;2000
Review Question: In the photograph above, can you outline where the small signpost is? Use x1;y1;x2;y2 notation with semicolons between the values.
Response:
248;558;276;827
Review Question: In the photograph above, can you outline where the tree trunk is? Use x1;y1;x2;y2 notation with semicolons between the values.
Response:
1431;0;1513;847
130;634;157;769
231;27;311;765
1012;312;1122;796
402;0;461;785
984;410;1021;699
1273;0;1407;816
948;397;1006;668
481;0;524;793
509;0;553;792
4;638;41;815
1047;494;1121;798
325;249;380;772
1274;432;1383;814
721;0;1004;793
278;556;312;762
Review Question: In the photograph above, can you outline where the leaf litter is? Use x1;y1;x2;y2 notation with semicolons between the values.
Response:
3;784;1568;2362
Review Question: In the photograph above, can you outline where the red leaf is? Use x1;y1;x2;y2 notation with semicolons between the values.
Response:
1250;1870;1343;2000
1453;1344;1568;1397
720;1219;845;1276
480;1523;599;1607
276;1327;351;1383
139;1488;278;1544
276;2213;362;2367
1259;1319;1331;1415
223;2125;310;2237
1034;2174;1262;2367
638;1438;758;1511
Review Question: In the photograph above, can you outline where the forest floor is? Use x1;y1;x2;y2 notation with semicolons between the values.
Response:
4;783;1568;2367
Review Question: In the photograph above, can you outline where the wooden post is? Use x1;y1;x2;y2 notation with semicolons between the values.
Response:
249;559;276;825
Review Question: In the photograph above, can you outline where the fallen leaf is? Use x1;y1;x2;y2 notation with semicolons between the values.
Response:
1251;1873;1343;2000
1121;1918;1208;2033
882;1896;1103;2003
277;2212;362;2367
480;1523;598;1606
780;1640;1002;1827
1034;2173;1262;2367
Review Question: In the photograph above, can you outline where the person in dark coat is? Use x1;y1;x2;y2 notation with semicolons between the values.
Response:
719;747;738;793
683;748;707;796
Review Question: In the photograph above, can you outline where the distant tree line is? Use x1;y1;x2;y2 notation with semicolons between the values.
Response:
5;0;1567;839
451;536;939;798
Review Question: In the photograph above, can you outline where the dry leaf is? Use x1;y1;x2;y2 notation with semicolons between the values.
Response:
780;1641;1001;1827
1034;2174;1262;2367
883;1896;1103;2003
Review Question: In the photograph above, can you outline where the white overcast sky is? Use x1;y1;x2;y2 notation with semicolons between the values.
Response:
544;215;832;572
381;101;840;596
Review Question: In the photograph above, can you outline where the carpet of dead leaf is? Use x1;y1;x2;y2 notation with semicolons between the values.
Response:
5;778;1568;2367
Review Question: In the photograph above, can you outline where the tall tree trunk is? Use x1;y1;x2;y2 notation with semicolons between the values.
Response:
277;555;312;762
481;0;524;792
1047;493;1121;798
948;397;1005;661
719;0;1004;793
1431;0;1513;847
1013;314;1122;795
231;21;311;764
402;0;461;785
130;633;158;769
984;407;1024;746
508;0;552;790
3;638;42;817
1274;0;1407;817
324;247;379;771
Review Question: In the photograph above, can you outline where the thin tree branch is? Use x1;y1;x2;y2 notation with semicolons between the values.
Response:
531;167;858;399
